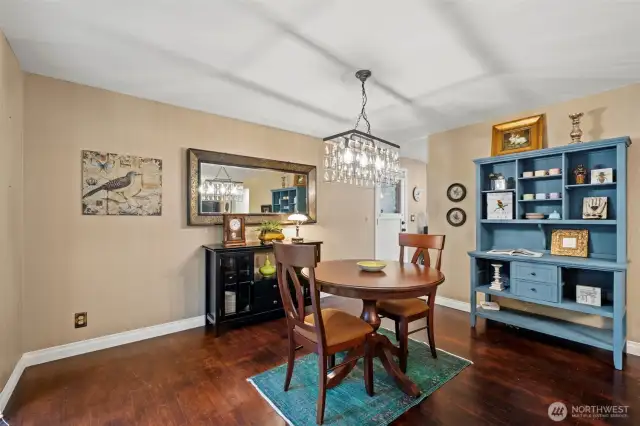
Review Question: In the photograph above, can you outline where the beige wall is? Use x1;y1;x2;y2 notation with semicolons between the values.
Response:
0;33;23;388
428;83;640;340
400;157;427;234
22;74;374;352
245;172;283;213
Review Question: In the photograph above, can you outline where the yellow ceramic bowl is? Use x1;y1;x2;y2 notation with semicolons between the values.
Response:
357;261;387;272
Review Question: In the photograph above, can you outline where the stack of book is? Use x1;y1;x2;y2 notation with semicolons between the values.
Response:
479;301;500;311
489;280;506;291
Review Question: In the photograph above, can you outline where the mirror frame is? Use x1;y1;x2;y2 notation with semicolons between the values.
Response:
187;148;317;226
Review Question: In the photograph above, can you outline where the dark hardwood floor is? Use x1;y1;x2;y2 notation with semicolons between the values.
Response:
6;297;640;425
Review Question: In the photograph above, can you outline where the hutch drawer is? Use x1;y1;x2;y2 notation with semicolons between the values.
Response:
512;262;558;284
512;279;559;303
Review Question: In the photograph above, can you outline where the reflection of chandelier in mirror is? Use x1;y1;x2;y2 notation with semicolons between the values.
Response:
323;70;401;187
199;166;244;202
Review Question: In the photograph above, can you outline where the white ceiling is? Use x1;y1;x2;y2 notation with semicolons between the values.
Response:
2;0;640;162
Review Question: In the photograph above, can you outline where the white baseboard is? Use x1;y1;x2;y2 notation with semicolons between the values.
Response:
0;356;27;414
417;295;471;312
2;299;639;416
22;315;205;367
627;340;640;356
434;295;471;312
0;315;205;414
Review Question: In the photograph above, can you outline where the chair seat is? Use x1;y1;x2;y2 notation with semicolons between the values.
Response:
377;298;428;317
301;308;373;347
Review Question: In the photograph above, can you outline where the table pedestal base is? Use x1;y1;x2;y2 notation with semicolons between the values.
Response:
369;333;421;397
326;300;421;397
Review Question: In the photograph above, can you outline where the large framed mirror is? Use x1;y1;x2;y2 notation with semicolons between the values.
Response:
187;149;317;226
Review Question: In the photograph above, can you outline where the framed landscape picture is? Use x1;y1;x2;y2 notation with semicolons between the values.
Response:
491;114;544;156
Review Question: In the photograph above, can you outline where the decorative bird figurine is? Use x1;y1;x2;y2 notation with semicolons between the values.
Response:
83;171;141;199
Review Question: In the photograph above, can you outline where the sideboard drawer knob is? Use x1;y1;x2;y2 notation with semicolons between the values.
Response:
273;284;277;289
530;288;537;292
530;272;536;276
273;300;278;304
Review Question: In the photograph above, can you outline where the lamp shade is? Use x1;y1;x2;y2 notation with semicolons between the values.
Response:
288;213;308;222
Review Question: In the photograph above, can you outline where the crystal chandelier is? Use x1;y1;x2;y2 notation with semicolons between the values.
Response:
199;166;244;203
323;70;401;187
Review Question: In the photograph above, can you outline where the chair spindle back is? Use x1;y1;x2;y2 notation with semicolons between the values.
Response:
399;234;445;271
273;243;326;344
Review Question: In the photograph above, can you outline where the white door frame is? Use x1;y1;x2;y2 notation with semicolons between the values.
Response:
374;169;408;260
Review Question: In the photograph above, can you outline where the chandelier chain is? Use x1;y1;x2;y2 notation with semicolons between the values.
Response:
354;79;371;134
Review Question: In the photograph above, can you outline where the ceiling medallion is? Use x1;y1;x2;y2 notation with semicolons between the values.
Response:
323;70;401;187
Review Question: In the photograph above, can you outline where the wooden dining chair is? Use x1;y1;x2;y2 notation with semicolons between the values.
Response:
273;242;374;425
377;234;445;373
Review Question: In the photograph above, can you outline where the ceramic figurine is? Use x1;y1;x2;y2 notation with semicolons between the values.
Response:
549;210;561;220
573;164;587;185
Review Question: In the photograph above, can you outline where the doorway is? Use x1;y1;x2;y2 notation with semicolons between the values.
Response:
374;170;407;261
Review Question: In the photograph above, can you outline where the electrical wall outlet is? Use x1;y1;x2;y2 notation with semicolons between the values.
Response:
75;312;87;328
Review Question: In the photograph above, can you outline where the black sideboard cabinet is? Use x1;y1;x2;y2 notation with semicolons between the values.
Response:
203;240;322;336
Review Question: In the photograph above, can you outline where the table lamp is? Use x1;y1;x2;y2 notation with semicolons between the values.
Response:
288;213;308;243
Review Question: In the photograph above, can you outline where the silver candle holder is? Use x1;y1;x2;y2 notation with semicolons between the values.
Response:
569;112;584;144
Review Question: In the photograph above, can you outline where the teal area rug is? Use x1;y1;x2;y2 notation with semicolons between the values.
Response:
248;330;472;425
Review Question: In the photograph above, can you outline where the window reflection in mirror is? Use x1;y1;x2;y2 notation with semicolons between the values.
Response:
199;164;308;216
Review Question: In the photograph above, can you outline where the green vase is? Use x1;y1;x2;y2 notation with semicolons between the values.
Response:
259;258;276;277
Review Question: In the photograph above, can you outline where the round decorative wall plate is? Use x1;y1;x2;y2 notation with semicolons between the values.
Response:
412;187;424;202
446;207;467;227
447;183;467;202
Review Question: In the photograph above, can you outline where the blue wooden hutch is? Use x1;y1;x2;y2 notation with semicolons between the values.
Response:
469;137;630;369
271;186;307;214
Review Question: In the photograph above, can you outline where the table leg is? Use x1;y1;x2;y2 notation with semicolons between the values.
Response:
372;334;421;397
360;299;421;398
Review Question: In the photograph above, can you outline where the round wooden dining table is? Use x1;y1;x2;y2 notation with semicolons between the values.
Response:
302;259;445;397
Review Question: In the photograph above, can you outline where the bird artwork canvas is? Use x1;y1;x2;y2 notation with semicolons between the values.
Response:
82;150;162;215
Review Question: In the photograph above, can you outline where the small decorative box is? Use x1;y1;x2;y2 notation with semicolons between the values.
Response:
522;193;534;200
535;193;547;200
576;285;601;306
534;170;547;177
522;171;534;178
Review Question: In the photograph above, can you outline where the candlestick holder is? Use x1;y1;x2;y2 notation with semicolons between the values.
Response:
489;263;505;291
569;112;584;144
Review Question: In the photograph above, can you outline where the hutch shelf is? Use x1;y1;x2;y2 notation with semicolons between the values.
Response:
271;186;307;214
203;240;322;336
469;137;630;370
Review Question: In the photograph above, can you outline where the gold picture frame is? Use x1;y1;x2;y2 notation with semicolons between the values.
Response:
294;174;307;187
492;114;544;156
551;229;588;258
